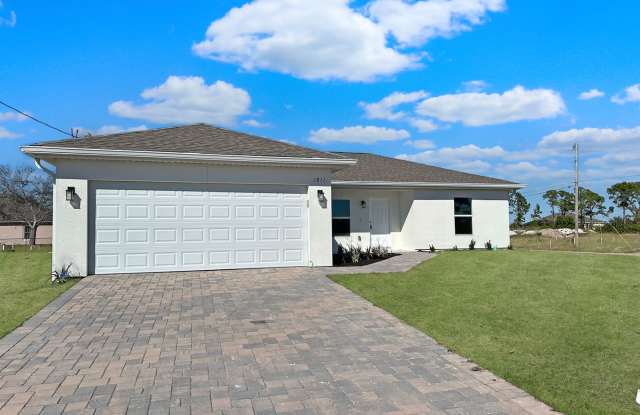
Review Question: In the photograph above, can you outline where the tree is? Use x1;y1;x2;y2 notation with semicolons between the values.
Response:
0;165;53;245
532;204;542;221
509;190;530;227
607;182;640;224
542;190;560;218
578;187;607;225
557;190;575;216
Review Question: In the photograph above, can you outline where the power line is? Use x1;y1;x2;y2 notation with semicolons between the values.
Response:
0;99;76;138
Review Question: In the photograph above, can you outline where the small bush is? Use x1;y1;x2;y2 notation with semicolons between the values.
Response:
349;245;362;263
507;243;513;250
333;243;392;265
452;245;459;251
469;240;476;250
429;244;436;253
554;215;575;229
485;240;492;250
601;217;640;233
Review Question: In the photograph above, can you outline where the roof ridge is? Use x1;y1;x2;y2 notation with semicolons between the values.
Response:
33;123;200;146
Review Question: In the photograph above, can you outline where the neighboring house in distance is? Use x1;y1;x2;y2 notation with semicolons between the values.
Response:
21;124;524;276
0;221;52;245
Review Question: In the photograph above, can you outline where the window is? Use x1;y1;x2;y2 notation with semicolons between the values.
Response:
23;225;33;241
332;200;351;236
454;198;473;235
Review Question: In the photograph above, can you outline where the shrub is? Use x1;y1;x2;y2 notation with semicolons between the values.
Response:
334;245;348;265
333;243;392;265
429;244;436;253
554;215;575;229
469;240;476;250
349;245;362;263
507;243;513;250
601;217;640;233
485;240;492;250
452;245;458;251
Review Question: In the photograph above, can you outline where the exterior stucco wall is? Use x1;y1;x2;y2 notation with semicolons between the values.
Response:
53;159;332;186
307;185;333;266
332;187;511;252
0;225;52;245
400;189;511;249
331;188;403;251
53;178;89;276
45;158;334;274
0;226;25;243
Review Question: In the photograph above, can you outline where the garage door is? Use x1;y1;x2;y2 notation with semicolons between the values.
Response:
91;182;309;274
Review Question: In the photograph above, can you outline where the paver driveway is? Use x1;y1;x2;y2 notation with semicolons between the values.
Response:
0;266;557;415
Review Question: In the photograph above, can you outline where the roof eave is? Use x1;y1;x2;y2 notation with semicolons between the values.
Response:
21;146;357;169
332;180;526;190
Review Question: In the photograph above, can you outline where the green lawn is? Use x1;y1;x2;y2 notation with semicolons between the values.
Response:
331;251;640;415
511;233;640;253
0;247;77;339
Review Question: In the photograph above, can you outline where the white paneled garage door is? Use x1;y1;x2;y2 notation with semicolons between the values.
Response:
91;182;309;274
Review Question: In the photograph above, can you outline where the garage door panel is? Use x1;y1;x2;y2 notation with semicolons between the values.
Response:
93;183;308;274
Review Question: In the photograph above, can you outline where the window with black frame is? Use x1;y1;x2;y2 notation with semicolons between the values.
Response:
454;197;473;235
23;225;33;241
332;200;351;236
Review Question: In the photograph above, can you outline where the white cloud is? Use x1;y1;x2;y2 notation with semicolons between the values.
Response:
416;85;566;126
408;118;438;132
611;83;640;104
193;0;504;82
309;125;410;144
397;144;506;173
0;1;16;28
0;126;19;139
585;152;640;168
109;76;251;126
367;0;505;47
75;125;148;137
193;0;416;82
360;90;428;120
578;89;604;100
404;139;435;149
0;112;27;122
497;161;572;180
243;119;270;128
461;80;489;92
538;126;640;150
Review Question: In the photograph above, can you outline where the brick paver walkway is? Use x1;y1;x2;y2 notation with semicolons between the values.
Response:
0;259;559;414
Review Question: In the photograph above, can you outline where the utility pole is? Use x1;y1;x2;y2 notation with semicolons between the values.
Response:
573;143;579;247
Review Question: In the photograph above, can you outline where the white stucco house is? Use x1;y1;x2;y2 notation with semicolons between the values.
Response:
21;124;524;276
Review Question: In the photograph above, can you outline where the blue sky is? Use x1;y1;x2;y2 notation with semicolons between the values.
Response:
1;0;640;214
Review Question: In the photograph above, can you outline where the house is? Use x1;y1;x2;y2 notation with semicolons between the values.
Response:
21;124;523;276
0;221;52;245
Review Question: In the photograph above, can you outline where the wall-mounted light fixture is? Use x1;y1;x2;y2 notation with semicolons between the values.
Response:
65;186;76;202
360;200;367;209
317;189;326;203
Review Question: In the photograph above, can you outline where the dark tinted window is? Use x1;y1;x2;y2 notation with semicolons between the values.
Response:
332;219;351;236
332;200;350;218
332;200;351;236
455;217;473;235
454;198;472;215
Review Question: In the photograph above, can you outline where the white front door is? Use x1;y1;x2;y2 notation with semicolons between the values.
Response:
91;182;309;274
369;198;391;248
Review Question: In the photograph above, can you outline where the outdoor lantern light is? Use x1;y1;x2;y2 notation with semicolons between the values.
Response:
65;186;76;202
360;200;366;208
317;189;326;203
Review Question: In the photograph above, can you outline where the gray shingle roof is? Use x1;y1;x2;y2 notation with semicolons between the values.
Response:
333;152;516;185
29;125;517;185
30;124;339;159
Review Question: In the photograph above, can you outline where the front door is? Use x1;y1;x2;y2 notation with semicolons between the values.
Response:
369;198;391;248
